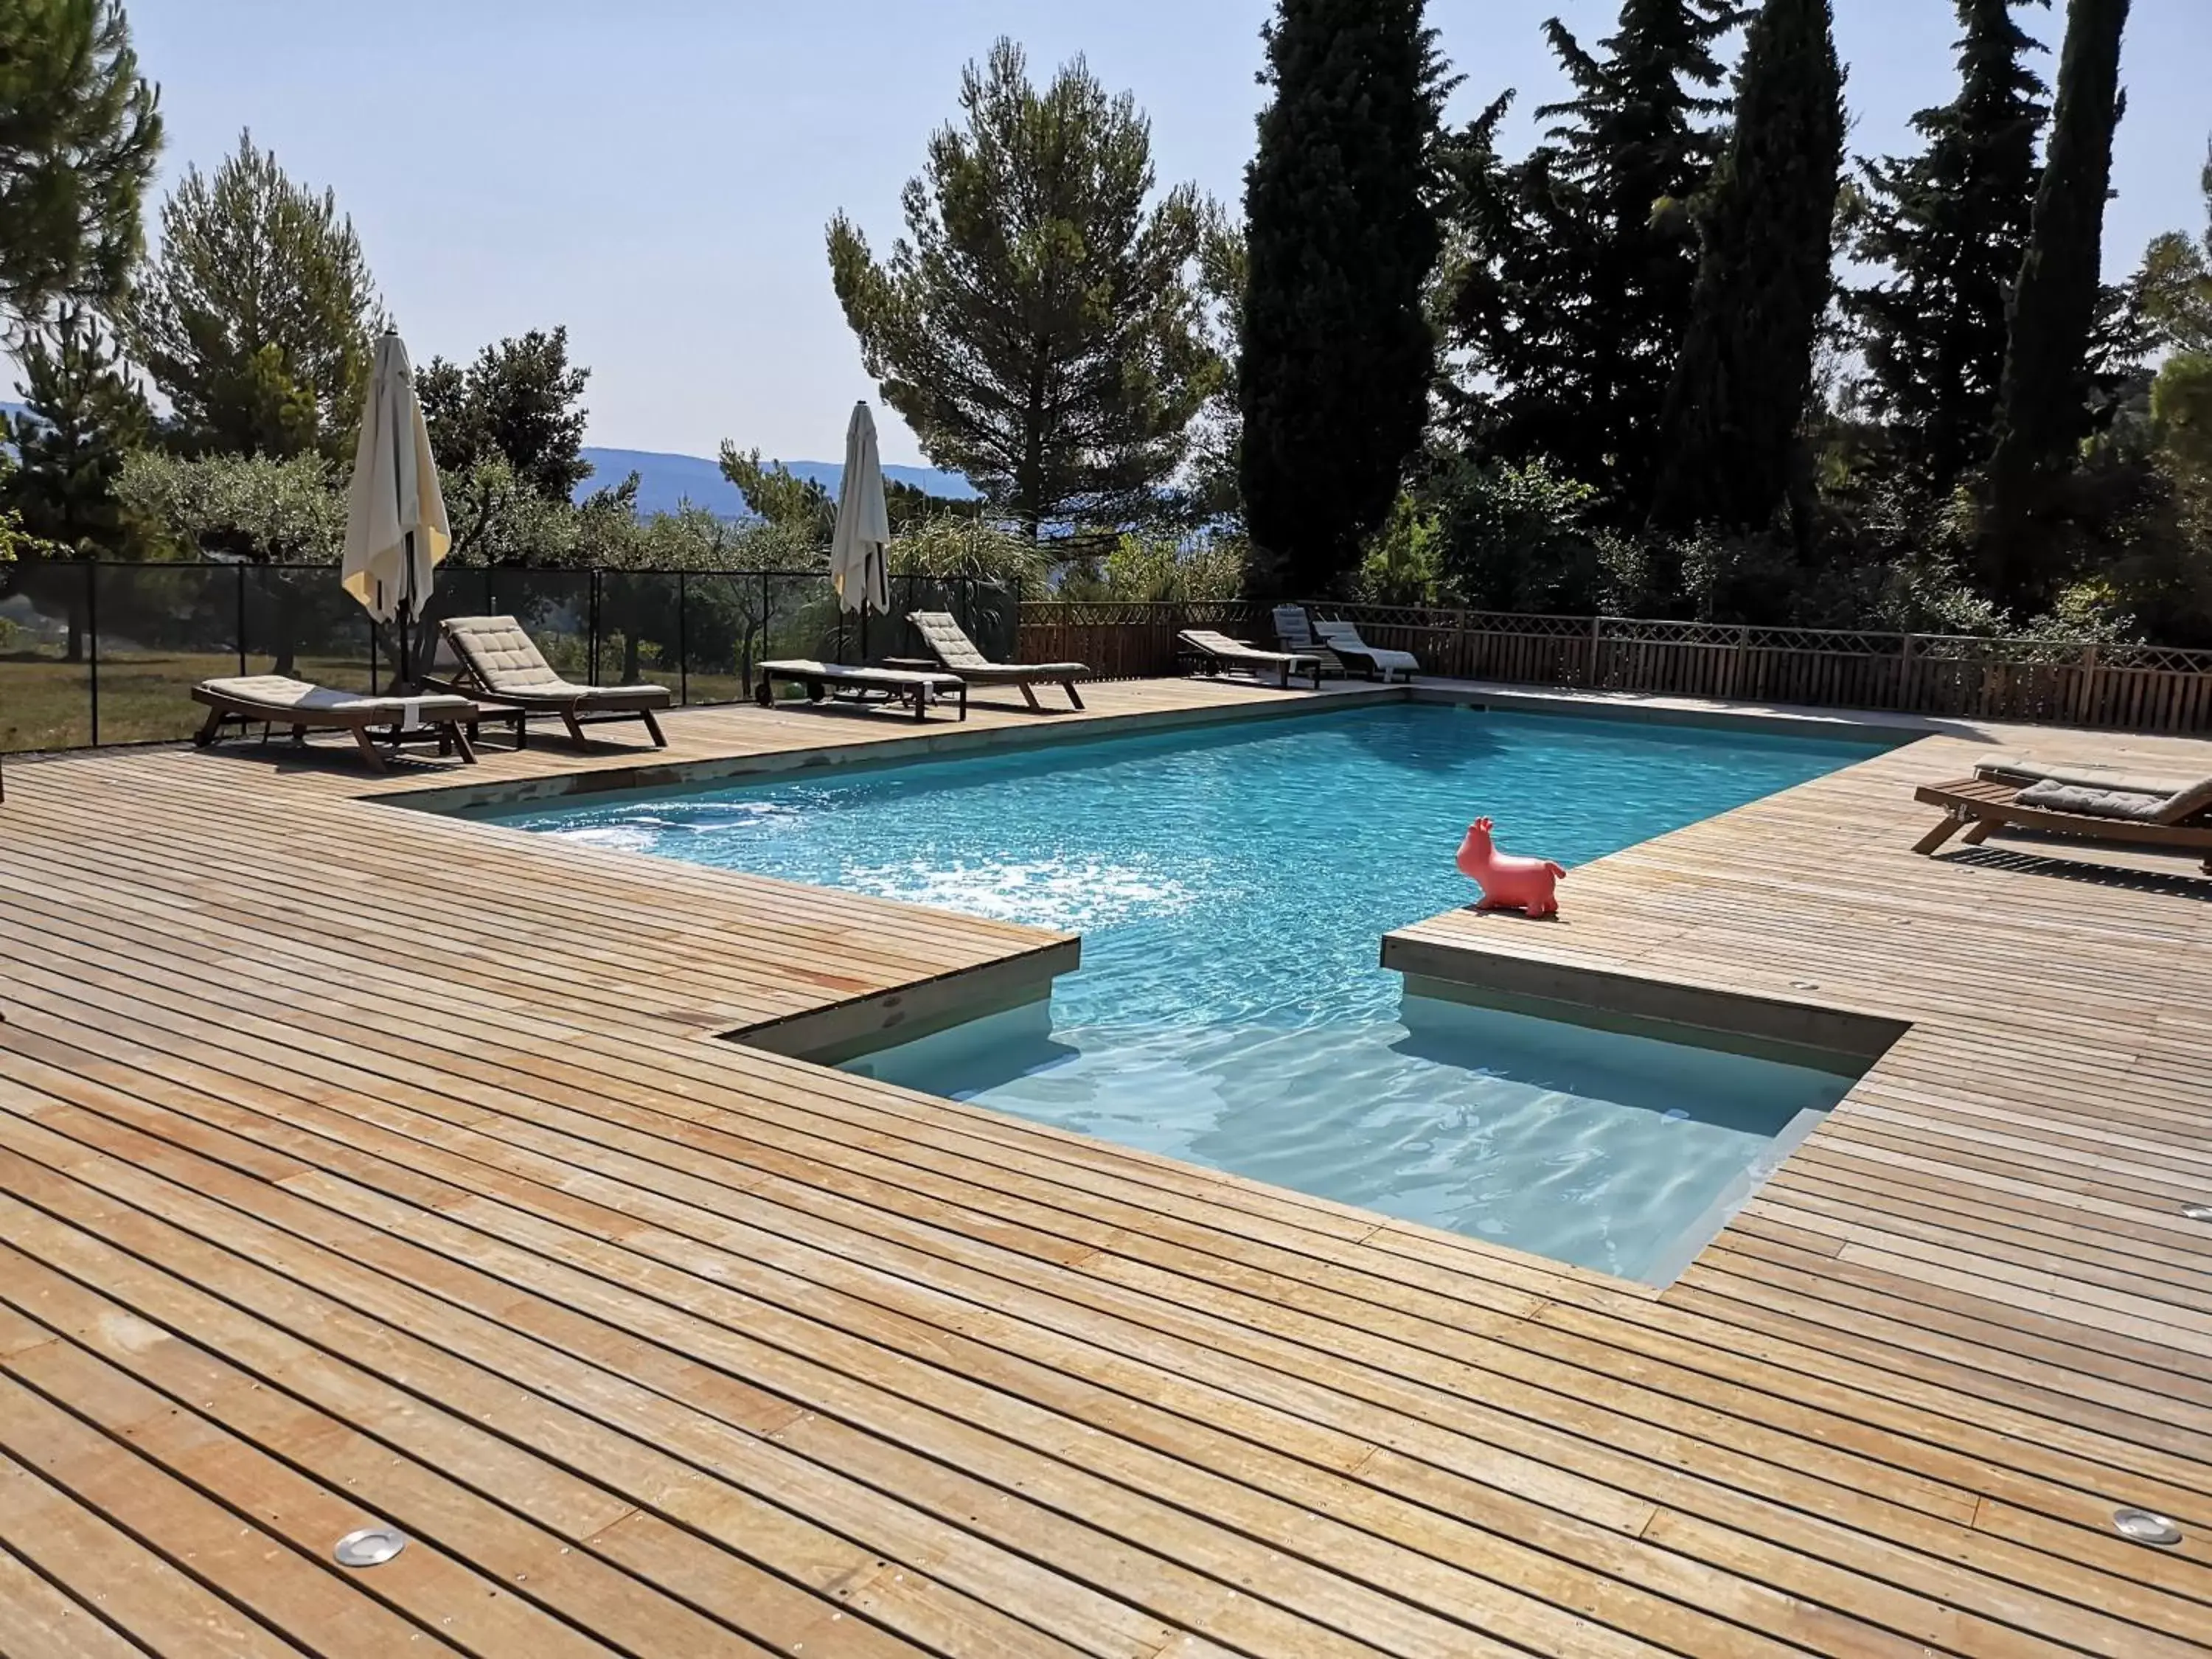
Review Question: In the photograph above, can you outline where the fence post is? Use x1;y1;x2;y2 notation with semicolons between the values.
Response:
236;564;248;676
2079;639;2100;726
86;560;100;747
588;568;602;684
677;569;689;706
1588;614;1604;687
1733;622;1750;700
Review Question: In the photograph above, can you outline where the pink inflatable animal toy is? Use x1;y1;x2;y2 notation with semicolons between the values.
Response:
1455;817;1565;917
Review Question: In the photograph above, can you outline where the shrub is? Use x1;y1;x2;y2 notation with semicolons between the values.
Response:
886;515;1049;597
1430;456;1610;612
1055;530;1248;602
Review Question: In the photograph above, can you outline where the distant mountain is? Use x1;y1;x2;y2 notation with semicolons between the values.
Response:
0;409;977;523
576;444;975;519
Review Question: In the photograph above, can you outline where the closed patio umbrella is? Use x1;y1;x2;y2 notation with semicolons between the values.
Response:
830;400;891;658
342;330;450;692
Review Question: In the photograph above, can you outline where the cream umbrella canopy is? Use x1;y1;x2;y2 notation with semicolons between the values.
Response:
341;330;451;689
830;400;891;655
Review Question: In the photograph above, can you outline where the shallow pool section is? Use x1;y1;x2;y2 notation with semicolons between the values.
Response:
849;993;1851;1283
487;703;1888;1281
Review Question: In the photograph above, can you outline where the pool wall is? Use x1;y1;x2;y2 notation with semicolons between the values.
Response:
396;677;1918;821
734;942;1077;1064
396;681;1404;815
1390;957;1907;1072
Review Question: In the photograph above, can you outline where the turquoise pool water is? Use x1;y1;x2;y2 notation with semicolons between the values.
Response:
489;705;1885;1280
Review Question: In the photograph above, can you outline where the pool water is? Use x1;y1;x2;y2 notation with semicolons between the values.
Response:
490;704;1885;1281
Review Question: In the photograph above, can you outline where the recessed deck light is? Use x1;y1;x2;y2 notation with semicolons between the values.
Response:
2113;1508;2183;1548
334;1526;408;1568
1790;980;1819;990
2183;1203;2212;1222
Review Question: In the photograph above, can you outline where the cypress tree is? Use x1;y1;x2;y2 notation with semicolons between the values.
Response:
1983;0;2131;598
1240;0;1445;595
1846;1;2048;489
1651;0;1845;535
1446;0;1739;518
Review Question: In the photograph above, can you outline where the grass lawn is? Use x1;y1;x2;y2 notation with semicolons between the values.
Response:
1;651;762;754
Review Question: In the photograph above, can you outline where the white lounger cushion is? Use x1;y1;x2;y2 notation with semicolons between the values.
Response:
1315;621;1419;677
759;659;964;689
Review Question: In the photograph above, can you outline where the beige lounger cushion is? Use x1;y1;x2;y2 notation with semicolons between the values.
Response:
443;615;672;705
198;676;474;719
1974;757;2197;796
2017;776;2212;824
2162;776;2212;821
1179;629;1309;666
908;612;1085;677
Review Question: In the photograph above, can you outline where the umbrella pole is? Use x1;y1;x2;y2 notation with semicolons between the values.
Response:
397;529;416;697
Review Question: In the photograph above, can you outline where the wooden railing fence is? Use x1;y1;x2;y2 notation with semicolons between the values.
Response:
1015;601;2212;734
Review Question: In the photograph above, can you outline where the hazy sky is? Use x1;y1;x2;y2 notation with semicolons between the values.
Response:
96;1;2212;465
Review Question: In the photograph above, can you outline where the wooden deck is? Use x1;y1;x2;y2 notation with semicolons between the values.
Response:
2;677;2209;1658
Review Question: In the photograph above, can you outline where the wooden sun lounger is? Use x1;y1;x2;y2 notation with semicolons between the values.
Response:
905;611;1088;710
1912;775;2212;874
755;660;968;722
1176;628;1324;689
191;677;481;772
431;615;672;750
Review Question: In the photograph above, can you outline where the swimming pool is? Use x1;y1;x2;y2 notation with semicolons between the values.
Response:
489;704;1890;1281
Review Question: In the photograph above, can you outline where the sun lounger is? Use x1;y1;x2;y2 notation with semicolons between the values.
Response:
1176;628;1323;689
431;615;672;750
191;676;481;772
905;611;1088;710
1313;617;1421;683
1972;757;2202;795
756;660;967;721
1912;773;2212;873
1270;607;1347;678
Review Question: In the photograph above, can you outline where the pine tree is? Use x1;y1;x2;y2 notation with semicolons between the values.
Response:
123;130;384;459
1984;0;2132;599
0;0;162;333
1846;1;2048;489
1651;0;1844;536
828;41;1214;539
1445;0;1738;518
1;305;149;658
417;327;593;500
1240;0;1446;594
2;304;146;554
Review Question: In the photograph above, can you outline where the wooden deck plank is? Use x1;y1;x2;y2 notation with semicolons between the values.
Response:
4;678;2211;1655
0;1043;1940;1659
0;1540;149;1659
